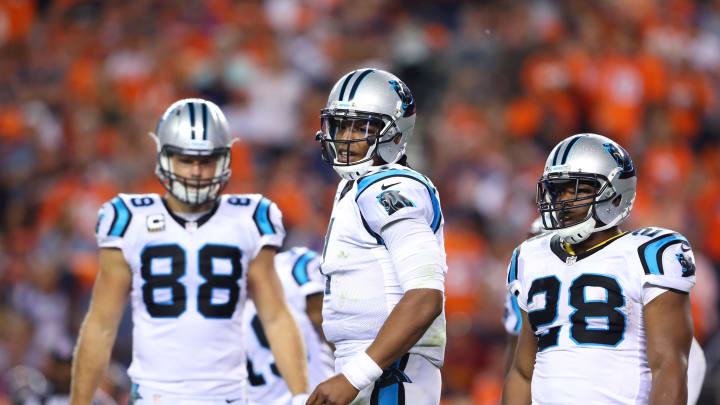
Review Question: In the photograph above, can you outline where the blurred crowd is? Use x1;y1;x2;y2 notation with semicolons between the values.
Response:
0;0;719;403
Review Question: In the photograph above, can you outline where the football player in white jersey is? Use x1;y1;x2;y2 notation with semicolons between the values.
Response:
244;247;334;405
306;69;447;405
503;133;696;405
502;217;707;405
70;99;310;405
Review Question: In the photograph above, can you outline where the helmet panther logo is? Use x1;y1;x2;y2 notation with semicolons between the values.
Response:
602;142;636;179
388;80;416;117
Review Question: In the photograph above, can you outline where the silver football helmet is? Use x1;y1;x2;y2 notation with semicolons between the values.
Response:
316;68;416;180
149;98;232;205
537;133;637;244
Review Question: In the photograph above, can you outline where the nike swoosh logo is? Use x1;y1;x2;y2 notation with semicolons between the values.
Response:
381;182;400;190
226;398;242;404
681;243;691;252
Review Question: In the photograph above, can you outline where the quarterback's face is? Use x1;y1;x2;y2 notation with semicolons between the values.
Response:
171;154;219;184
334;119;380;163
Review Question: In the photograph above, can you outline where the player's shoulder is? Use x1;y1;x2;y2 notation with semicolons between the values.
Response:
507;232;554;283
355;164;437;201
218;193;282;236
97;193;161;236
628;226;693;275
276;247;321;285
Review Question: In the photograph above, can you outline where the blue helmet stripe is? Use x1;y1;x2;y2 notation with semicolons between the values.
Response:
109;197;132;237
187;102;196;140
348;69;375;101
356;169;441;232
551;143;563;166
253;198;275;235
638;233;688;275
292;250;318;286
338;71;356;101
201;103;208;140
560;135;582;164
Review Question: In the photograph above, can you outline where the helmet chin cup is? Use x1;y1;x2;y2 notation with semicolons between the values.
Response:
557;217;597;245
333;159;375;180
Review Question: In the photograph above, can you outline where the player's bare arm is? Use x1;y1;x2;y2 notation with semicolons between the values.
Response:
502;310;535;405
645;290;693;405
248;246;310;396
70;248;131;405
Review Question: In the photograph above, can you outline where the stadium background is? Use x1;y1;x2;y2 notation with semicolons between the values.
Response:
0;0;719;403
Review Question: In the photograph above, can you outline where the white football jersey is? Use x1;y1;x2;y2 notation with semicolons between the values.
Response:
243;247;334;405
95;193;285;396
507;227;697;404
321;164;447;367
503;292;522;336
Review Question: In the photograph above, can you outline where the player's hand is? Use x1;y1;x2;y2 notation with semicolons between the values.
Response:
306;374;360;405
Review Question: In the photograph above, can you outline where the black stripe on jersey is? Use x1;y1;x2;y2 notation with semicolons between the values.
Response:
637;233;683;275
160;197;219;229
339;180;355;200
646;284;690;295
359;210;384;245
632;227;663;237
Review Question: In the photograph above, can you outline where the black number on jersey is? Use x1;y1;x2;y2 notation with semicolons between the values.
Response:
197;245;243;318
569;274;625;346
141;245;187;317
228;197;251;206
130;197;155;207
140;244;243;319
527;276;561;350
527;274;626;350
246;314;281;386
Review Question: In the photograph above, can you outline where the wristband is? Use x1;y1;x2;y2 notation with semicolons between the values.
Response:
291;393;309;405
341;351;383;390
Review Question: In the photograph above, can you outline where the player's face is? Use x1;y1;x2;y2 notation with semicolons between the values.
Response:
171;154;219;186
334;119;381;163
553;180;596;224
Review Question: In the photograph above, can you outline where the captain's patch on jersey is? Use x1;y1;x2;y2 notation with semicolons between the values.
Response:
376;190;415;215
147;214;165;232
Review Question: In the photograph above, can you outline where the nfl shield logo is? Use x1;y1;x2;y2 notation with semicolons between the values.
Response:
566;256;577;266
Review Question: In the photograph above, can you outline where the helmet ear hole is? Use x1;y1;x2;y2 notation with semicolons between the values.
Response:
612;195;622;207
393;134;402;145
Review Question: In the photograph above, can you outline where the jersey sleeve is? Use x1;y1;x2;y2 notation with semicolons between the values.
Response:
638;232;696;303
290;250;324;297
356;176;441;237
251;197;286;258
95;196;132;249
506;245;527;311
503;292;523;336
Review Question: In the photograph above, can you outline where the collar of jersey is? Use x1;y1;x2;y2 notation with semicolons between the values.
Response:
161;197;220;229
550;231;629;263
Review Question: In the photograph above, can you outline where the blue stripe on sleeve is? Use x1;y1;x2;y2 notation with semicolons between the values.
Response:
292;251;318;286
356;169;441;232
378;383;400;405
510;294;522;333
109;197;131;237
507;247;520;283
253;197;276;236
639;233;688;275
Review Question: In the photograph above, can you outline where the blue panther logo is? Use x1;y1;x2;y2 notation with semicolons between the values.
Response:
602;142;635;179
388;80;416;117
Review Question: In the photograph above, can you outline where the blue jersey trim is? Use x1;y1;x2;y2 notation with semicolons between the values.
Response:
253;198;276;236
356;169;442;232
638;233;688;275
507;247;520;283
109;197;132;237
510;294;522;333
292;250;319;286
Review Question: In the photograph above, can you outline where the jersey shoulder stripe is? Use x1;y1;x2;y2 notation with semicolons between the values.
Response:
637;232;689;275
108;196;132;237
253;197;276;236
507;246;521;283
292;250;319;286
355;168;442;232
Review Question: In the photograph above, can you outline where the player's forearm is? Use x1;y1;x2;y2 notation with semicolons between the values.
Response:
649;363;688;405
365;288;442;369
265;307;310;394
501;367;532;405
70;316;118;405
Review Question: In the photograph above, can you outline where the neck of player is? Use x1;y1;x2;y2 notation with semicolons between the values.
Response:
568;226;623;256
164;193;214;214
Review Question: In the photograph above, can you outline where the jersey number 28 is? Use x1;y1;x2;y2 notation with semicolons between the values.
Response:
528;274;626;350
140;244;242;318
